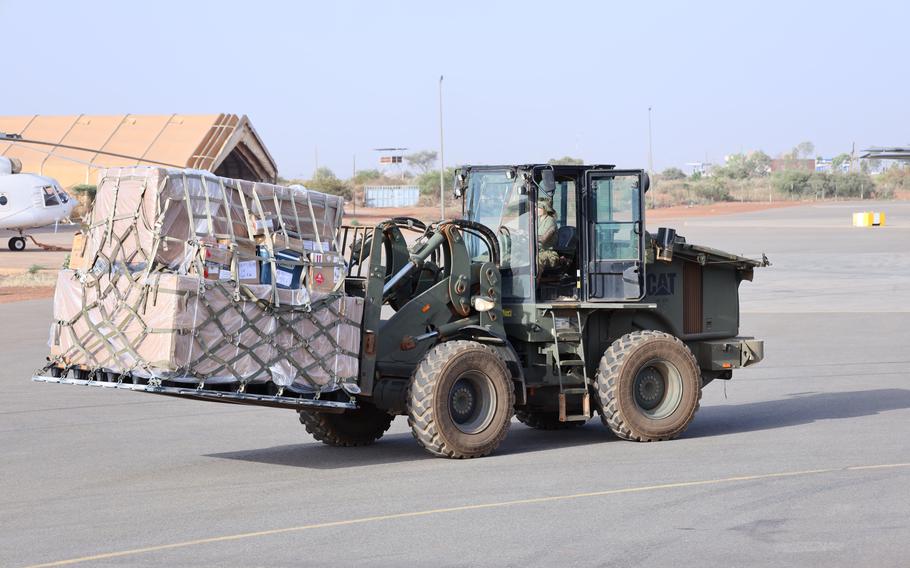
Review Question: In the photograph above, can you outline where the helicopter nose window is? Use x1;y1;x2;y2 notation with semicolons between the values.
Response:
0;194;7;206
42;185;62;206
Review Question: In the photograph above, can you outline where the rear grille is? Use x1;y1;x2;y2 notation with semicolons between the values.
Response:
683;262;703;334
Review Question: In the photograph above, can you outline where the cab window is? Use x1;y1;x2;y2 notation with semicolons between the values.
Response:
591;176;641;260
42;186;62;206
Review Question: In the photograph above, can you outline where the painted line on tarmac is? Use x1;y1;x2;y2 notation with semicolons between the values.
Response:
23;461;910;568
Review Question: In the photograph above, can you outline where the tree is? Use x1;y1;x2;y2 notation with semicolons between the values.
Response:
304;167;353;200
831;153;851;173
796;141;815;159
831;172;875;198
416;168;456;204
692;178;732;202
715;151;771;179
313;167;336;181
353;169;382;184
749;151;772;177
875;166;908;198
772;170;812;195
660;167;686;180
547;156;584;165
405;150;438;174
71;184;97;202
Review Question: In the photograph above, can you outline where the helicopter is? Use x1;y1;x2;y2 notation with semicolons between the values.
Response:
0;156;75;251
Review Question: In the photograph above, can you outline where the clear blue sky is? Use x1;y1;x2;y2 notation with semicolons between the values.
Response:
3;0;907;178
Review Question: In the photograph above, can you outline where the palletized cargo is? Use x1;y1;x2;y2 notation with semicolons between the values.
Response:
47;167;357;395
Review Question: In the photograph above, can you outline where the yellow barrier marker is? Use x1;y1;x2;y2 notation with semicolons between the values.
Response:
852;211;885;227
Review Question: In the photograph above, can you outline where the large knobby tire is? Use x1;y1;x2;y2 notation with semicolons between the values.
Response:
299;402;394;447
515;410;585;430
596;330;702;442
408;340;515;458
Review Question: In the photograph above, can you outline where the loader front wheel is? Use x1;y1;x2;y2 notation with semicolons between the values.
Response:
408;340;514;458
299;402;394;447
595;330;701;442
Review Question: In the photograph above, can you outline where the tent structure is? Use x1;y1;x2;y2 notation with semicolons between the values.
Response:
0;114;277;187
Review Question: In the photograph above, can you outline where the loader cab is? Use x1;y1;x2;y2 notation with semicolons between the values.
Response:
459;165;648;303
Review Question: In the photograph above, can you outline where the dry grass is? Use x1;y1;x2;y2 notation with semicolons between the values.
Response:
0;270;58;288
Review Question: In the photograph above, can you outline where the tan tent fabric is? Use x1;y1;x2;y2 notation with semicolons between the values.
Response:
0;114;277;187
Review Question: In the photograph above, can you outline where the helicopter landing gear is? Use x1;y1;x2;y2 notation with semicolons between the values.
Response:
8;236;26;251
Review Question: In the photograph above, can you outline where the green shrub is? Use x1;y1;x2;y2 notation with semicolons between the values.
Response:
772;170;812;196
692;178;733;202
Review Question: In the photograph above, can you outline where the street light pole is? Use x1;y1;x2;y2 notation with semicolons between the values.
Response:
647;106;654;207
439;75;446;220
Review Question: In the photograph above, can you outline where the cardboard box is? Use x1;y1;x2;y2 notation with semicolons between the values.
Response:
259;247;304;289
307;251;345;293
68;232;90;271
247;213;277;237
235;242;261;284
194;238;260;284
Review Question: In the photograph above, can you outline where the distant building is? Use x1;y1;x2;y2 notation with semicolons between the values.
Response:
813;158;851;174
770;158;815;173
0;114;277;187
685;162;713;176
364;185;420;208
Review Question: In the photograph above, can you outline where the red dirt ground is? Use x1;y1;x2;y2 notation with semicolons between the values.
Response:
0;286;55;304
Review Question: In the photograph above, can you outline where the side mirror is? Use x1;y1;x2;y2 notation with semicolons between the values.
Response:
641;172;651;193
453;171;467;199
540;169;556;195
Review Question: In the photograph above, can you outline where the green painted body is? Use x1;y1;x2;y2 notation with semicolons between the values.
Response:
339;165;765;414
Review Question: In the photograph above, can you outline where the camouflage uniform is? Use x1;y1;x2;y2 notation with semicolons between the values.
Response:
537;200;559;271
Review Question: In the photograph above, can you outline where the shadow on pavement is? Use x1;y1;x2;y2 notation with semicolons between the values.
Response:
207;420;614;469
208;389;910;468
690;388;910;437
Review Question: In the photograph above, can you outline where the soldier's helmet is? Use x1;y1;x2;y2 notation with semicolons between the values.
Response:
538;196;555;216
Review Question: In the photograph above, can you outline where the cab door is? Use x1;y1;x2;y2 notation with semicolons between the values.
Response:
584;170;645;301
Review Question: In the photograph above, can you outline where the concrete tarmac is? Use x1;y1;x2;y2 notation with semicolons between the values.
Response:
1;201;909;567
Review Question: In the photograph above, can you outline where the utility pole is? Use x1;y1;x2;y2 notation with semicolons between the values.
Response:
647;106;654;207
439;75;446;221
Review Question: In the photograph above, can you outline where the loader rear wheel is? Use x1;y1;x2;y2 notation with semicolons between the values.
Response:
515;410;585;430
408;340;514;458
299;402;394;447
595;330;701;442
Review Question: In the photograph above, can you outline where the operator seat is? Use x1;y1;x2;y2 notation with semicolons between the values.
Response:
554;225;578;260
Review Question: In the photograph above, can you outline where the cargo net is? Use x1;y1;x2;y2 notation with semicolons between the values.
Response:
47;167;361;395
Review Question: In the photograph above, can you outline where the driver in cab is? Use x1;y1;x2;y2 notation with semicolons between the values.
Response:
537;196;559;272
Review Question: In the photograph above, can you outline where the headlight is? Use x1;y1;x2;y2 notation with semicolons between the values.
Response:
471;295;496;312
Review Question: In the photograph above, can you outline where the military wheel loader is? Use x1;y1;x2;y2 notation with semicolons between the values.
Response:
303;164;765;458
35;164;766;459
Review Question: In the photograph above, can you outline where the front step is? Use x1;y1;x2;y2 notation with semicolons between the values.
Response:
558;391;591;422
556;330;582;342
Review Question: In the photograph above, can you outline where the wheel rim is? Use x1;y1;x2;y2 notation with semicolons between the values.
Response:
633;359;683;419
448;371;497;434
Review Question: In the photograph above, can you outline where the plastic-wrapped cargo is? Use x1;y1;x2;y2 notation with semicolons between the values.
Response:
48;167;358;393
